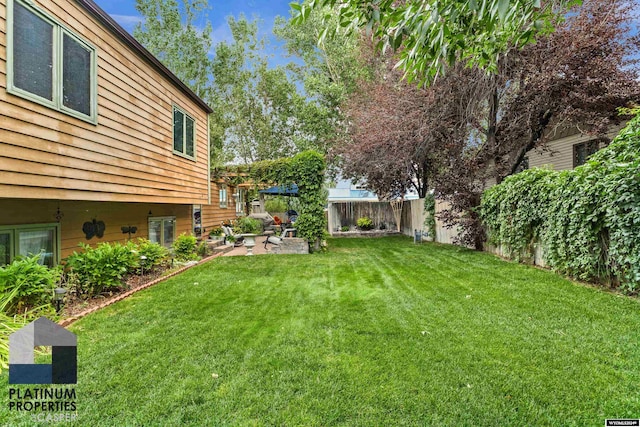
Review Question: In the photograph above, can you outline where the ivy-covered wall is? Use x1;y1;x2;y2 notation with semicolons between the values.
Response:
248;151;327;248
481;115;640;293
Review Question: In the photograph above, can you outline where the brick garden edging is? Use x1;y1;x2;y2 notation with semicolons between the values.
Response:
58;252;224;327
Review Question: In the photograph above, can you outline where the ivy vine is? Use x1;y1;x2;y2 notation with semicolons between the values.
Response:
231;151;327;249
423;193;436;240
481;115;640;293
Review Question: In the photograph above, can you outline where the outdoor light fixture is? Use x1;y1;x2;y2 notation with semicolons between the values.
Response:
54;206;64;222
53;287;67;312
140;255;147;276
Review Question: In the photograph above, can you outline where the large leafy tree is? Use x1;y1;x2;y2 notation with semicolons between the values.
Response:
274;8;368;156
437;0;640;247
336;46;472;199
134;0;213;100
337;0;639;248
209;17;313;164
292;0;580;85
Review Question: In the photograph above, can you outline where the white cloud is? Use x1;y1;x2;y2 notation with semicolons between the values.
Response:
210;23;233;45
110;14;144;33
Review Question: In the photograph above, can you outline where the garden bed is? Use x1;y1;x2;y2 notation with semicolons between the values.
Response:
61;268;168;319
58;256;217;327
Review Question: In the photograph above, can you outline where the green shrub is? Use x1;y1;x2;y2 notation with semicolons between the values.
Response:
481;115;640;292
424;193;437;239
173;233;198;262
357;217;374;230
481;168;555;261
0;254;61;314
341;226;350;232
197;242;210;258
64;242;138;297
132;238;169;273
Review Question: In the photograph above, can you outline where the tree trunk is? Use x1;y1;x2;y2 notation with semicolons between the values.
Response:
487;84;501;184
506;110;553;178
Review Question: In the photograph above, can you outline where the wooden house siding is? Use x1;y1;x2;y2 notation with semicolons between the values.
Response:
0;199;191;259
0;0;211;205
201;182;237;234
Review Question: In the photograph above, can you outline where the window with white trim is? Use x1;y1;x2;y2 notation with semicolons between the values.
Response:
148;217;176;248
219;185;228;209
173;106;195;159
7;0;97;123
0;224;60;268
235;188;245;215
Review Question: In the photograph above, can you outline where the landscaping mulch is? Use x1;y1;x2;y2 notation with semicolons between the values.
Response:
61;268;167;319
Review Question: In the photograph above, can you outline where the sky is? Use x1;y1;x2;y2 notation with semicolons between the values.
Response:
93;0;296;59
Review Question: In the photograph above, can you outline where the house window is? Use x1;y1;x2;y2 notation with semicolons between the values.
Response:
193;205;202;237
219;186;228;209
514;156;529;174
148;217;176;248
173;106;195;159
0;224;60;268
8;0;97;123
573;140;599;168
235;188;245;215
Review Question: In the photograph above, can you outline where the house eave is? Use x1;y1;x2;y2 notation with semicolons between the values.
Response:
74;0;213;114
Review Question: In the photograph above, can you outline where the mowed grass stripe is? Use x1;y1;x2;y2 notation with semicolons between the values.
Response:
1;236;639;426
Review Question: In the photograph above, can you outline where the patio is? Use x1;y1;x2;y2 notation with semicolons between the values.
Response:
220;233;309;256
222;235;271;256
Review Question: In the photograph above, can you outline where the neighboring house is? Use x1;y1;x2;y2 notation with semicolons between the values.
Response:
434;124;625;246
0;0;212;266
328;179;421;202
328;179;420;202
525;126;623;171
328;179;379;202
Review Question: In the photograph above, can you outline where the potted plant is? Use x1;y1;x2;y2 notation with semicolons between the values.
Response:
208;227;224;241
234;217;262;255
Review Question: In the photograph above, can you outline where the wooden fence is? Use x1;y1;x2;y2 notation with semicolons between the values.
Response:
328;198;464;245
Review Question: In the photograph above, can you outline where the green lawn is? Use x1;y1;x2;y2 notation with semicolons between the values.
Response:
2;237;639;426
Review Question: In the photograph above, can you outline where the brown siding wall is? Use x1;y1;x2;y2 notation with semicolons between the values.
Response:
201;182;236;234
0;0;210;204
0;199;191;259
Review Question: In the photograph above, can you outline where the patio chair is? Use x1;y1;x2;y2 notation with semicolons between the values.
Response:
264;227;296;249
222;225;244;247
